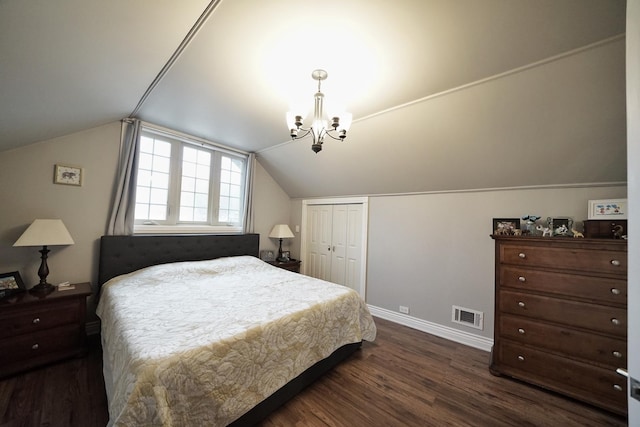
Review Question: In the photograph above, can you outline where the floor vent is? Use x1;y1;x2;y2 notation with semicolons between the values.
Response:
452;306;484;330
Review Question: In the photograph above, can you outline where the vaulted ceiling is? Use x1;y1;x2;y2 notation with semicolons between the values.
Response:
0;0;627;198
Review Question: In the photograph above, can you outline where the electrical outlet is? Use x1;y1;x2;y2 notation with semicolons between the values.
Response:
399;305;409;314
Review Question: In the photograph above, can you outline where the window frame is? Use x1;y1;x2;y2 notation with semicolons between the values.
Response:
133;126;249;234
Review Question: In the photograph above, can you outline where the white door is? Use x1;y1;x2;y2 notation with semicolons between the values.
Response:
306;204;332;281
302;199;368;298
626;1;639;422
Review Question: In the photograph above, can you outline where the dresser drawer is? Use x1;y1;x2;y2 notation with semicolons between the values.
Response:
499;245;626;274
500;266;627;304
0;323;82;366
497;340;627;414
499;290;626;337
499;314;626;368
0;299;81;339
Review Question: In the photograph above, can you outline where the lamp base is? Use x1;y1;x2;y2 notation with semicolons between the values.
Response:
29;282;55;294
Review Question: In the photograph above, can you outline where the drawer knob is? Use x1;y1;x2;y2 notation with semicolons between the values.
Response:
31;344;39;350
32;317;40;324
518;276;526;282
610;259;620;266
611;318;620;325
518;253;526;259
517;355;525;361
518;301;526;308
518;328;525;334
610;288;621;295
613;384;623;392
613;351;622;358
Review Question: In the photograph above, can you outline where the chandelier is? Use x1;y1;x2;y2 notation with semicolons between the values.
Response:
286;69;352;153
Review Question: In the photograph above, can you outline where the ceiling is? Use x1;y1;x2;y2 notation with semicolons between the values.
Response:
0;0;627;198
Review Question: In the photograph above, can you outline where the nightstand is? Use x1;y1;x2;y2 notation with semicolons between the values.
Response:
0;282;92;378
267;259;302;273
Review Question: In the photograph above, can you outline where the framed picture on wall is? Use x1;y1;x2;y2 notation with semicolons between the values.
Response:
54;164;83;186
587;199;627;220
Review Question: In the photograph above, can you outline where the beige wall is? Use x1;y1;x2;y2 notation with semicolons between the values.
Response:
0;123;295;321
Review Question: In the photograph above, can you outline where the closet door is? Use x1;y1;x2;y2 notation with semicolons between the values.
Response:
306;204;333;281
330;204;363;292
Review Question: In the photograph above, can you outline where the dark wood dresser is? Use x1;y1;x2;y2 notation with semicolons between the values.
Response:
490;236;627;416
0;282;92;378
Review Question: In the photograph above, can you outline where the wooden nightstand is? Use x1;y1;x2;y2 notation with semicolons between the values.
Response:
267;259;302;273
0;282;92;378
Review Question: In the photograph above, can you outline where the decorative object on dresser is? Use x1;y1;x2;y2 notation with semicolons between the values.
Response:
490;235;627;416
267;259;302;273
521;215;541;236
269;224;295;262
260;249;275;262
12;219;75;293
583;219;628;239
0;271;26;299
492;218;521;236
0;282;92;378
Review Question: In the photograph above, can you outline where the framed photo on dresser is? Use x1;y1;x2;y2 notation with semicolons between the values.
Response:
0;271;26;299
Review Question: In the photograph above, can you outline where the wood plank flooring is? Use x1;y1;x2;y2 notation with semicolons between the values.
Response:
0;317;627;426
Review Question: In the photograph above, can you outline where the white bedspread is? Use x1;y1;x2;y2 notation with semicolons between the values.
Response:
96;255;376;426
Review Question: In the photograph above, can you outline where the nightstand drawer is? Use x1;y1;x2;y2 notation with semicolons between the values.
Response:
0;324;82;366
499;314;626;367
499;290;626;337
0;299;81;339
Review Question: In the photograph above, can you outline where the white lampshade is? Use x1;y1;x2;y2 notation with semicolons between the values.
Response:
269;224;294;239
13;219;75;247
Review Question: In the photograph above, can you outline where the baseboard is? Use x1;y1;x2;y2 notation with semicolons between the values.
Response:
367;305;493;352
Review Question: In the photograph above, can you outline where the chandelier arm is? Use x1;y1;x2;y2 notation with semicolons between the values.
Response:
294;129;312;139
324;130;344;141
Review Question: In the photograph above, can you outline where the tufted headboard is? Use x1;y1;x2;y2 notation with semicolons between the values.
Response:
98;233;260;286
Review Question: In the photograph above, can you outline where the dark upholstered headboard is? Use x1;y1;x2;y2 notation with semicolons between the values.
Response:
98;233;259;286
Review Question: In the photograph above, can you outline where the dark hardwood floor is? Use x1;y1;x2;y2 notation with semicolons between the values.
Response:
0;317;627;426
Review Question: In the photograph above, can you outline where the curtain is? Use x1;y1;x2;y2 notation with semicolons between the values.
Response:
107;119;141;235
243;153;256;233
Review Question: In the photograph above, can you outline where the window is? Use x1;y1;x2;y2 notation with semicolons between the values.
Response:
134;129;248;233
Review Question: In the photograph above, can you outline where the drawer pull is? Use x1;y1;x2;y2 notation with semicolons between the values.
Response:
32;317;40;324
518;301;526;308
517;355;525;361
610;288;621;295
613;384;623;392
518;328;525;334
613;351;622;358
610;259;620;266
611;318;621;326
518;276;526;282
31;344;39;350
518;253;526;259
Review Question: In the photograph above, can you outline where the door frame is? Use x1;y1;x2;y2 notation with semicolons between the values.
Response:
301;197;369;299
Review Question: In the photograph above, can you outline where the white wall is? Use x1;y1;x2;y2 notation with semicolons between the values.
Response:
364;185;626;339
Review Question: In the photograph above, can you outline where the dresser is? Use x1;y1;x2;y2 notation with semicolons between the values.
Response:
490;236;627;416
0;282;92;378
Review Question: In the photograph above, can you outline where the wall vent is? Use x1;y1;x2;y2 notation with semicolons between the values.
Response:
452;305;484;330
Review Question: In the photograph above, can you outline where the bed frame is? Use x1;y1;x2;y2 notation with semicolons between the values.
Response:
98;233;361;425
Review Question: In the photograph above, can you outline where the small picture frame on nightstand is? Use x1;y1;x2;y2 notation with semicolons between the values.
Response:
260;250;275;262
0;271;26;299
280;251;291;262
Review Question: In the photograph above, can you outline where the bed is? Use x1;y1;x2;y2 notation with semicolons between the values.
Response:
96;234;376;426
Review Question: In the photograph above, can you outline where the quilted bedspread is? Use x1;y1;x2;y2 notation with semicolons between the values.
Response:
96;255;376;426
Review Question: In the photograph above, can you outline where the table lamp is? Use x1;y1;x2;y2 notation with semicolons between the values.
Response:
269;224;294;262
13;219;75;293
